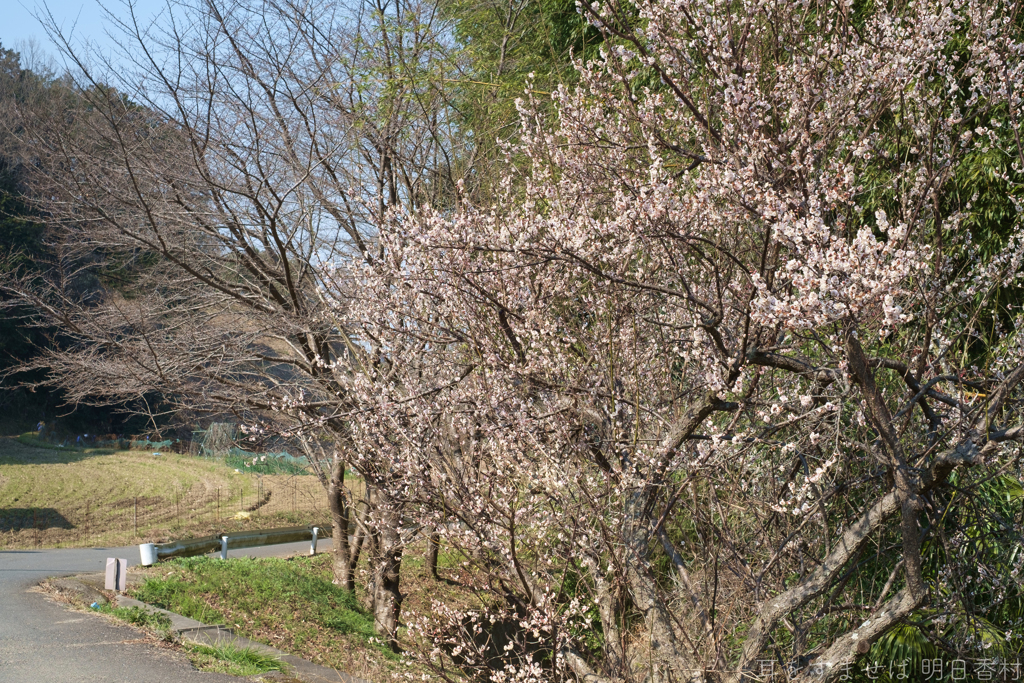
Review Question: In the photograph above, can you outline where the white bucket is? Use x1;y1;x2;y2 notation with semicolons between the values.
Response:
139;543;158;566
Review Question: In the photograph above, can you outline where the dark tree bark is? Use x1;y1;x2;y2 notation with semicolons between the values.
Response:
367;489;404;652
426;527;441;580
327;457;362;592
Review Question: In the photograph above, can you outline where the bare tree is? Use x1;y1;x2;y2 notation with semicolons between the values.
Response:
2;0;466;647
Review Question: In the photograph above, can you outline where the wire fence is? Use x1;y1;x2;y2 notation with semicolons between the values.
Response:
0;473;332;550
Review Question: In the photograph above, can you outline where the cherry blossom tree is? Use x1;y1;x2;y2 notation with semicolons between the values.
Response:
322;0;1024;680
5;0;1024;674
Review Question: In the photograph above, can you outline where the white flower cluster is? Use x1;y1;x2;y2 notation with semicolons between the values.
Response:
751;211;927;332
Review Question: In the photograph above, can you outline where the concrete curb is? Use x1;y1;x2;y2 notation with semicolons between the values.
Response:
55;573;365;683
111;595;366;683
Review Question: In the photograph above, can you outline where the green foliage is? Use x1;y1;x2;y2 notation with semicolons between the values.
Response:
439;0;603;196
0;42;161;434
852;624;937;683
103;604;172;629
0;44;20;82
0;44;48;370
842;18;1024;375
223;449;310;476
556;563;605;656
446;0;601;82
0;173;44;272
133;556;382;650
846;472;1024;681
180;640;284;676
0;43;45;273
96;603;174;640
134;575;226;626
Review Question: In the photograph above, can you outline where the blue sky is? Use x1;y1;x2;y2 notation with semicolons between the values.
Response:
2;0;165;66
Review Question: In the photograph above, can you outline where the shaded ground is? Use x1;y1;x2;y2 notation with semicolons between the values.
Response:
0;508;74;533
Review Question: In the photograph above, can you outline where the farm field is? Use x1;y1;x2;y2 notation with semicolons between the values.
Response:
0;435;331;549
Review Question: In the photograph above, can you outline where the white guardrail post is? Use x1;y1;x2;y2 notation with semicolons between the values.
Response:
139;525;329;566
139;543;158;566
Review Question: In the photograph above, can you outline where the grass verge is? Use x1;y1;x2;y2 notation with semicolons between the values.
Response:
132;555;395;677
93;600;283;676
180;640;284;676
95;603;173;634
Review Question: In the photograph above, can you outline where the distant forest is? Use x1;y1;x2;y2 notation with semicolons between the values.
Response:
0;43;159;436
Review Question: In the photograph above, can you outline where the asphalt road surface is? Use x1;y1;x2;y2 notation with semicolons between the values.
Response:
0;540;332;683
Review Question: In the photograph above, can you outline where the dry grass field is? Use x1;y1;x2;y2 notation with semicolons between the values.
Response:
0;436;332;549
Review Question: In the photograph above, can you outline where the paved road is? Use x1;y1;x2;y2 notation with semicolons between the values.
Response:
0;540;332;683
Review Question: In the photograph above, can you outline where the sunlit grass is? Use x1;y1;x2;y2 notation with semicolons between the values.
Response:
132;555;390;671
181;640;285;676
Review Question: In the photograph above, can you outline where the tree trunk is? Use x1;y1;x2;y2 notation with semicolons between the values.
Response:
368;491;404;652
427;527;440;580
327;457;357;592
585;553;625;678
